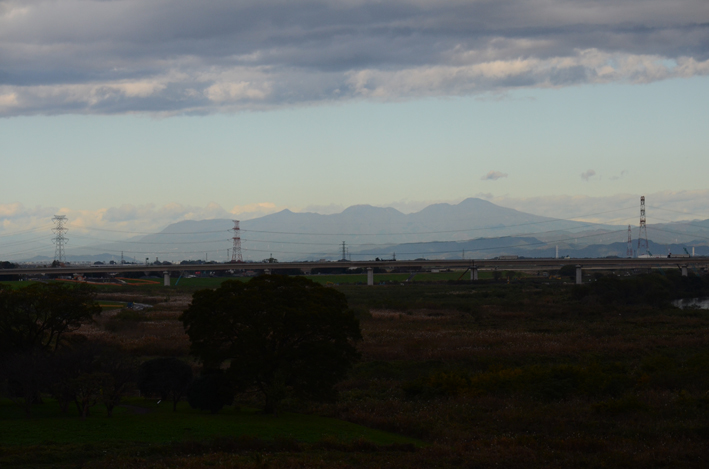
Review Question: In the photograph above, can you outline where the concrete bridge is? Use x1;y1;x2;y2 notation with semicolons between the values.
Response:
3;257;707;287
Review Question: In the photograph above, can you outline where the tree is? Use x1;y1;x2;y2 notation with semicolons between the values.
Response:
138;358;193;411
0;350;48;417
45;342;137;417
180;275;361;414
187;370;234;414
558;265;577;280
92;345;137;417
72;372;111;420
0;282;100;356
47;344;98;414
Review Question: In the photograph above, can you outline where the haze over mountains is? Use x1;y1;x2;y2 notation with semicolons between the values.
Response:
33;198;708;263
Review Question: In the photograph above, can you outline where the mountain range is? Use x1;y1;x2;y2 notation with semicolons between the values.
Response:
63;198;709;263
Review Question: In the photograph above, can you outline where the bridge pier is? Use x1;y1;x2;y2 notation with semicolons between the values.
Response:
576;265;583;285
681;265;688;277
367;268;374;286
301;268;312;275
163;271;170;287
471;266;478;281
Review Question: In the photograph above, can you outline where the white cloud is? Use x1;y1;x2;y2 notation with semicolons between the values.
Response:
300;203;347;215
0;201;280;238
488;190;709;224
482;171;508;181
229;202;282;217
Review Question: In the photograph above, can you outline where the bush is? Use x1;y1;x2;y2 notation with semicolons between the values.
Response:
572;274;674;307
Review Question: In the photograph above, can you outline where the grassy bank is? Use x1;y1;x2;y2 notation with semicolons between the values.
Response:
0;398;418;447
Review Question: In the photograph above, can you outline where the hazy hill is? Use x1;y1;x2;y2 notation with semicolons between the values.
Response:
91;198;610;261
356;238;709;261
73;198;709;262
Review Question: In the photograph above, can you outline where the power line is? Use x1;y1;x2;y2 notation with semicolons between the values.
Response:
69;234;232;245
242;206;637;237
81;226;232;235
649;227;709;242
0;225;54;239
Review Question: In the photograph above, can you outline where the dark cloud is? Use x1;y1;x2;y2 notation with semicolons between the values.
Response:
482;171;509;181
581;169;597;181
1;0;708;116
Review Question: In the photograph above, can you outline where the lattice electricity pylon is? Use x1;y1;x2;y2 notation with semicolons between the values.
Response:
52;215;69;263
626;225;633;257
636;196;649;256
231;220;243;263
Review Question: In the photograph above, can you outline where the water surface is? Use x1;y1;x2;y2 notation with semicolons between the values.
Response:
672;298;709;310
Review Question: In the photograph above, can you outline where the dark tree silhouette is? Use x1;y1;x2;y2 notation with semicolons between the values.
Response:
187;370;234;414
138;357;193;411
0;350;48;417
181;275;361;414
0;282;100;356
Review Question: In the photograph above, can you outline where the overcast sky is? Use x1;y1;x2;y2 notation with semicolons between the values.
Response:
2;0;709;249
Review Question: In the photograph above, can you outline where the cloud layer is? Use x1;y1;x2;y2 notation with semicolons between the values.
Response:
1;0;708;116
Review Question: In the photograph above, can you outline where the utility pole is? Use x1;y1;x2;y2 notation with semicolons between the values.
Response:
637;196;649;256
231;220;243;262
52;215;68;263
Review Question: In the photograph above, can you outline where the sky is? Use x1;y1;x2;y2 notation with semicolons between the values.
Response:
2;0;709;250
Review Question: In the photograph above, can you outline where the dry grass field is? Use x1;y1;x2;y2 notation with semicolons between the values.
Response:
5;274;709;467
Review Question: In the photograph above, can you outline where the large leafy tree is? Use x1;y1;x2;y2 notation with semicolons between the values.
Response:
0;282;101;356
138;357;193;411
181;275;361;414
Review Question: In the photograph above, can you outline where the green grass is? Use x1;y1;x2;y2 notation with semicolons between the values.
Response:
0;398;419;447
0;280;32;289
172;277;245;288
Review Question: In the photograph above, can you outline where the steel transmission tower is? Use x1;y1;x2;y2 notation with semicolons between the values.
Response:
636;196;649;256
52;215;68;263
626;225;633;257
231;220;243;263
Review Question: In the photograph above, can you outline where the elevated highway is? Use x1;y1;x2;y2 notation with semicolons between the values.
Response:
3;257;707;286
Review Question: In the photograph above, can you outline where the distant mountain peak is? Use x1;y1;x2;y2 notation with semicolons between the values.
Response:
341;204;403;216
458;197;495;206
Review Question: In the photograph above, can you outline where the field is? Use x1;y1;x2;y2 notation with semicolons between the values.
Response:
0;397;416;445
3;273;709;467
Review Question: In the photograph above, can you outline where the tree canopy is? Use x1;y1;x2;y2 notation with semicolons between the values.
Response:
138;357;193;411
180;275;361;414
0;282;101;356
